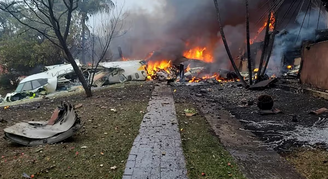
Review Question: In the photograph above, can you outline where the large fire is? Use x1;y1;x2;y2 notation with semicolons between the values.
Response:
189;74;221;83
123;45;240;83
250;12;275;44
122;13;276;83
183;47;214;63
143;46;215;80
188;73;239;83
145;60;172;80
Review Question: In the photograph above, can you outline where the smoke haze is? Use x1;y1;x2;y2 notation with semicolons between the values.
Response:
110;0;326;74
111;0;266;70
269;7;328;75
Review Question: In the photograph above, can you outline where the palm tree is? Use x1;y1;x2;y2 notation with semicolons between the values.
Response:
78;0;114;64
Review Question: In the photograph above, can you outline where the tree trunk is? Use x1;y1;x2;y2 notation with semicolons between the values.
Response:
261;13;278;77
213;0;248;87
81;13;87;65
245;0;252;85
63;44;92;97
257;12;272;82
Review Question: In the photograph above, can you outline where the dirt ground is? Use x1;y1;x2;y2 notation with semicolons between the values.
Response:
172;81;328;178
173;82;328;150
0;83;153;179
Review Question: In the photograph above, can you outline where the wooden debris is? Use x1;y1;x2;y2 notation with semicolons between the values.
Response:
310;108;328;115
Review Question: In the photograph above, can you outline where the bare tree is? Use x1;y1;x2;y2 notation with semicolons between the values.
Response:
78;0;114;65
0;0;93;96
87;6;125;87
213;0;248;87
245;0;253;85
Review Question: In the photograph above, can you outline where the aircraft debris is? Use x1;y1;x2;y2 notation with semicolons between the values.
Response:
3;102;81;146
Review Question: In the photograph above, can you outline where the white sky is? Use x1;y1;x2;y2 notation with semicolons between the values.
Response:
88;0;161;30
115;0;160;13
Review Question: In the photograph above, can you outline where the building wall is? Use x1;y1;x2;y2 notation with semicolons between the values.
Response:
301;41;328;90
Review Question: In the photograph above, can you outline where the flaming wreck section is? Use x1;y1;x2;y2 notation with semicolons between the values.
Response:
112;1;283;84
142;46;240;83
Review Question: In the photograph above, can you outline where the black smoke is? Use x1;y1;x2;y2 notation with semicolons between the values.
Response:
111;0;275;70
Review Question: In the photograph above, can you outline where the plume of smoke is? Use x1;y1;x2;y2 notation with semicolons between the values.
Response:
268;8;327;75
111;0;265;72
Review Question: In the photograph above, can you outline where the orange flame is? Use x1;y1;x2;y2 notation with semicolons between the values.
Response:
183;47;214;63
146;60;172;79
122;57;129;61
250;12;275;44
185;64;191;73
189;77;200;83
188;73;239;83
145;51;154;61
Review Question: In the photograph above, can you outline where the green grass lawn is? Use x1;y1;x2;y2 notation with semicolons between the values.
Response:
176;103;246;179
0;84;152;179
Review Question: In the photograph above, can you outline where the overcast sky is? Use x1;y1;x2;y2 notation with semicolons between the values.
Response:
115;0;160;13
88;0;161;30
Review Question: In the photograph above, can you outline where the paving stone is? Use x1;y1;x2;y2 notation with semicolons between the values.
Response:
122;175;132;179
123;84;188;178
129;146;139;155
127;154;137;161
132;167;152;178
161;169;187;179
124;161;135;176
150;168;161;179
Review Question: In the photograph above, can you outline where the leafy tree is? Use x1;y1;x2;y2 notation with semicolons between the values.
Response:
0;0;122;96
0;33;63;74
0;0;94;97
0;35;38;74
77;0;114;64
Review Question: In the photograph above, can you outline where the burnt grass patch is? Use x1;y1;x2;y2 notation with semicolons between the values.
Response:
173;82;328;178
173;82;328;152
285;148;328;179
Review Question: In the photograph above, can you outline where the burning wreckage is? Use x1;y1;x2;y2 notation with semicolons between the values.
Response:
1;55;244;104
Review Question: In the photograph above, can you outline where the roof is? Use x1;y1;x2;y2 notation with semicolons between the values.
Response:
20;72;51;83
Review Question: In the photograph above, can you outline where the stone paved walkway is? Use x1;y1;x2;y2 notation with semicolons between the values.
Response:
123;84;188;179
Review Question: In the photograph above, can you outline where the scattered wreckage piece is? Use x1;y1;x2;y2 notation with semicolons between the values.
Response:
3;102;81;146
249;78;278;90
184;66;239;83
310;108;328;115
257;95;274;110
156;68;177;82
81;65;125;87
157;71;169;81
184;67;206;79
100;60;148;82
3;62;80;103
256;95;282;115
283;65;300;78
4;73;57;102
